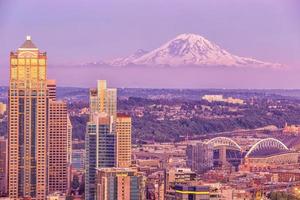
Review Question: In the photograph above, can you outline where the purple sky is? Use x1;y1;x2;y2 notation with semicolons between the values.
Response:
0;0;299;88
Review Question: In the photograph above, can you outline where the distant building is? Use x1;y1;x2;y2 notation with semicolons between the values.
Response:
72;149;85;171
116;113;132;168
96;168;145;200
89;80;117;121
0;103;6;115
0;137;7;196
186;142;213;173
165;168;196;191
283;123;300;135
202;95;244;104
145;171;165;200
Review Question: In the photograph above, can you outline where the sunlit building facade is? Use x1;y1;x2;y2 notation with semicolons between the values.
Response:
89;80;117;121
8;36;48;199
116;114;132;168
96;168;145;200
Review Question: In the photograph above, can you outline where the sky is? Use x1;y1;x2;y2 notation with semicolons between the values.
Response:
0;0;299;88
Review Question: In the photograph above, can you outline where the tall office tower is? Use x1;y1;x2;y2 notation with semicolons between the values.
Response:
47;79;56;101
0;137;7;196
48;100;69;194
186;142;213;173
9;36;48;199
85;113;116;200
89;80;117;121
116;114;132;168
96;168;145;200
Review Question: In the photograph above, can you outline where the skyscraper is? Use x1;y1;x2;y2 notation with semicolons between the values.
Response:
9;36;48;199
96;168;145;200
48;100;69;194
89;80;117;121
85;113;116;200
116;114;132;168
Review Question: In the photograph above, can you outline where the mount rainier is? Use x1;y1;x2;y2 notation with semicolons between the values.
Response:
105;33;282;68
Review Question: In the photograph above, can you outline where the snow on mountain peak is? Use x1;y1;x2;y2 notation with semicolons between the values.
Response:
109;33;282;68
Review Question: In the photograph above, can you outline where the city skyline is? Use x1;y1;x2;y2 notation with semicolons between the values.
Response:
2;1;300;199
0;0;299;88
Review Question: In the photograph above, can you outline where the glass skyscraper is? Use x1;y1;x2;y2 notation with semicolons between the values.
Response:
85;113;116;200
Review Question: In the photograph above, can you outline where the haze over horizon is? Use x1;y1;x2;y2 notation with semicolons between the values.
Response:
0;0;299;88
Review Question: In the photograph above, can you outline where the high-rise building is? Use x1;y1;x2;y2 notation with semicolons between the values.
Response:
48;100;69;194
85;113;116;200
89;80;117;121
8;36;48;199
186;142;213;173
0;137;7;196
96;168;145;200
116;113;132;168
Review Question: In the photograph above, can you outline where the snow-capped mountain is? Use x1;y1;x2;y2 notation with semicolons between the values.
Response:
109;33;282;68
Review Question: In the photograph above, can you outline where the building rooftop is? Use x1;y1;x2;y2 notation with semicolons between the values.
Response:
19;35;38;49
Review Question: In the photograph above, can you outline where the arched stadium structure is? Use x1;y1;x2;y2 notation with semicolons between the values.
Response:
241;138;299;172
206;137;243;169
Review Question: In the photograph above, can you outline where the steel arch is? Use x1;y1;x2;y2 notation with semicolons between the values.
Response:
245;138;288;158
206;137;242;151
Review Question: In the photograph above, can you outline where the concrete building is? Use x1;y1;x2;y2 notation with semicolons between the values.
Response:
0;137;7;196
186;142;213;173
116;113;132;168
165;168;196;191
8;36;48;199
48;100;69;194
96;168;145;200
47;79;56;101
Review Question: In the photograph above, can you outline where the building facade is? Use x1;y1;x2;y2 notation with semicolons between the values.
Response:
186;142;213;173
89;80;117;121
48;100;69;194
8;36;48;199
96;168;145;200
85;114;116;200
116;114;132;168
0;137;7;196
